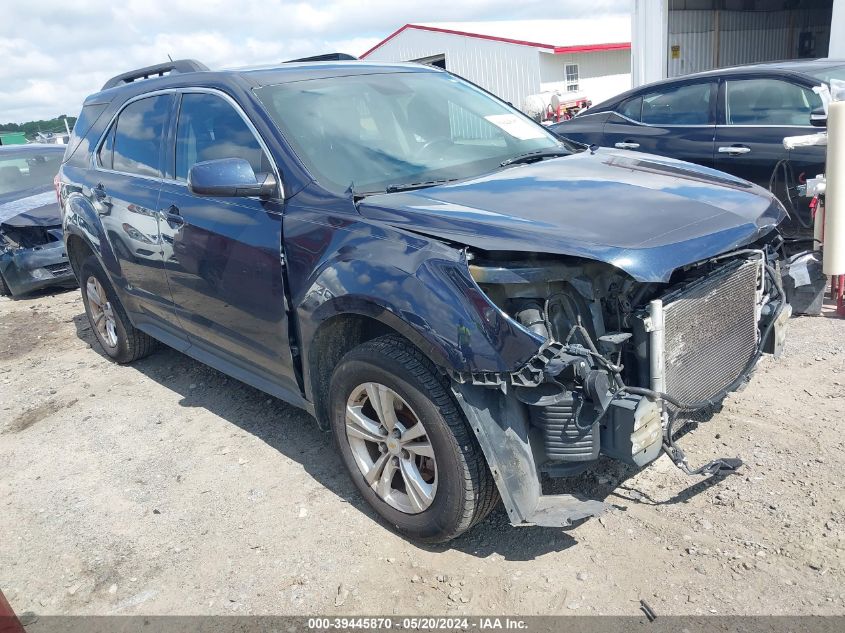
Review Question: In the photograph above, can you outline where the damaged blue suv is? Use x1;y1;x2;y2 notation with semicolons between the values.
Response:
59;58;803;542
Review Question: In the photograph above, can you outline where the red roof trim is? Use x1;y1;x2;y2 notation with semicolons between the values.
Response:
360;24;414;59
554;42;631;54
360;23;631;58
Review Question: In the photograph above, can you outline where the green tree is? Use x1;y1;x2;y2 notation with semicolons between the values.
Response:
0;115;78;139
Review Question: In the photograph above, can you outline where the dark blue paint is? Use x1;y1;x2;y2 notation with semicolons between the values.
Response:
357;148;782;282
59;61;787;413
157;180;298;389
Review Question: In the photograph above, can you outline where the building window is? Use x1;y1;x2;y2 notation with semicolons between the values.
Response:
565;64;579;92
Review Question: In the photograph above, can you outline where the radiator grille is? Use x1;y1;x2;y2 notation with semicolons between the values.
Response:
661;260;760;408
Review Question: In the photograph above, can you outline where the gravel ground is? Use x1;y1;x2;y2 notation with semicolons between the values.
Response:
1;287;845;617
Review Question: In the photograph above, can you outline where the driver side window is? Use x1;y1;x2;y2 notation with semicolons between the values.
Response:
175;93;270;182
725;79;822;126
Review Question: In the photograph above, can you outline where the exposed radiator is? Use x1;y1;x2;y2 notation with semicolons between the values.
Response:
657;259;761;408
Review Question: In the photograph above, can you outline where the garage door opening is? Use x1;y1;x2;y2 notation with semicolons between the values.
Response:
413;54;446;69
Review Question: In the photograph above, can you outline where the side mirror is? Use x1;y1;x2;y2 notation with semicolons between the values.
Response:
810;107;827;128
188;158;277;198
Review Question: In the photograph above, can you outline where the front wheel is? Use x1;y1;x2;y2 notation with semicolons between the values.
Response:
329;335;498;542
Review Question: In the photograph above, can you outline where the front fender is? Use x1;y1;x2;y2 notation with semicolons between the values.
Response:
287;201;544;396
298;250;543;385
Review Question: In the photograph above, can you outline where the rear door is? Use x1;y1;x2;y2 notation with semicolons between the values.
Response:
714;76;825;225
156;89;298;392
602;80;717;168
92;93;183;337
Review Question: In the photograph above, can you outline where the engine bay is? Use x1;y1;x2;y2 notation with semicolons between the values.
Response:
461;238;793;478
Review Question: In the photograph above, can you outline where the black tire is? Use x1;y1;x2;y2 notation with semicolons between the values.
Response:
79;255;156;363
0;272;11;297
329;334;499;542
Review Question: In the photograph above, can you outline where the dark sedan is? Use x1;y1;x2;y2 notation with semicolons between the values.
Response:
551;59;845;232
0;144;75;297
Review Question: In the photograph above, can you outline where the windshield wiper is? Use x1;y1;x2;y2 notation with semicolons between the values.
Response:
384;179;456;193
499;148;572;167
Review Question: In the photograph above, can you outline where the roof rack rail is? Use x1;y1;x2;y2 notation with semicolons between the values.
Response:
284;53;358;63
101;59;209;90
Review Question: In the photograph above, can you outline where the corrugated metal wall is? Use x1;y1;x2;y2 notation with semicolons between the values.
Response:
668;8;832;77
365;29;541;108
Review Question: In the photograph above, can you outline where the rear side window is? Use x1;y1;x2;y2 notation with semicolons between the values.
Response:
617;96;642;122
641;82;714;125
175;92;269;181
111;95;170;177
98;124;115;170
725;79;822;126
63;103;108;167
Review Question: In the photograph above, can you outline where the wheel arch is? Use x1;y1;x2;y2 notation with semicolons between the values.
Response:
66;233;95;279
63;192;121;282
305;310;441;430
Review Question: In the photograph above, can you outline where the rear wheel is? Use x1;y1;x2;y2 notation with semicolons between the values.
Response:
329;335;498;542
79;256;156;363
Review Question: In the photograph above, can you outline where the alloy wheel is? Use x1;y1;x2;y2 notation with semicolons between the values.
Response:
345;382;437;514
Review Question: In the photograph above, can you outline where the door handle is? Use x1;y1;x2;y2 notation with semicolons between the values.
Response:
614;142;640;150
718;146;751;155
162;205;185;228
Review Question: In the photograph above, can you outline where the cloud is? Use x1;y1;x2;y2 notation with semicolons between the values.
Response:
0;0;628;123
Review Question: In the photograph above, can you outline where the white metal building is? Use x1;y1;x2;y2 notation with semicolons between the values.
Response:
360;19;632;110
633;0;845;87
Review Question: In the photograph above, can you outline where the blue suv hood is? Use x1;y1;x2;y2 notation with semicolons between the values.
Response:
357;149;785;282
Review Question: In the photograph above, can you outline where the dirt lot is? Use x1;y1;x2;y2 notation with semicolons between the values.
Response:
1;287;845;617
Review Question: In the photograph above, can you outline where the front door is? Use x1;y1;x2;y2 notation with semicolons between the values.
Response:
714;77;825;228
157;90;298;391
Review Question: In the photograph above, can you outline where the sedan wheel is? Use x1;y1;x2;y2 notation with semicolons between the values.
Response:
345;382;437;514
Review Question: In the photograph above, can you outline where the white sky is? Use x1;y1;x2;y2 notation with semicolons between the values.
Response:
1;0;628;124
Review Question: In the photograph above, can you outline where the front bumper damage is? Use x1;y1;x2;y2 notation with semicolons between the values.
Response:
449;249;801;528
0;239;75;297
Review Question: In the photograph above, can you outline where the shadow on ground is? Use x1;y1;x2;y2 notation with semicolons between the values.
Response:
3;283;77;302
72;311;729;560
